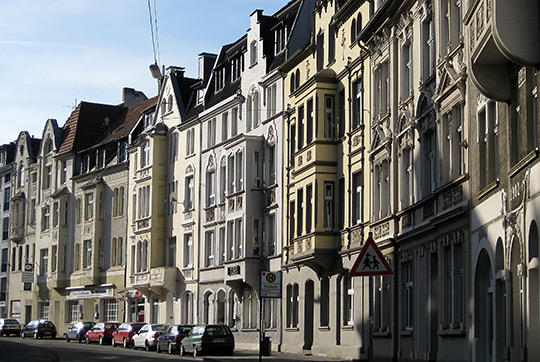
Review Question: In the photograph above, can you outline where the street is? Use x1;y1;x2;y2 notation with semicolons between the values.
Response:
0;336;349;362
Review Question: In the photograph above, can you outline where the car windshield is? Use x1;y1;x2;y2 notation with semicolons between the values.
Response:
152;324;168;332
132;324;144;331
83;322;94;328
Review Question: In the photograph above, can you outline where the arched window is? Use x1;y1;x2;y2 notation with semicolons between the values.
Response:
357;13;362;35
290;73;296;93
17;164;24;188
118;237;123;266
351;19;357;43
242;288;258;329
295;69;300;89
168;94;173;112
111;238;117;266
204;291;214;324
181;291;194;324
142;240;148;271
250;40;258;66
217;290;226;324
228;290;238;328
136;241;142;272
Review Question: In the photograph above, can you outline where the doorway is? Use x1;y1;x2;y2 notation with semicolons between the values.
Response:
303;280;314;352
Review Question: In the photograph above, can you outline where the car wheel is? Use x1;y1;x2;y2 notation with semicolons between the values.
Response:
193;345;198;358
99;336;104;345
77;335;82;343
111;338;116;347
145;340;151;351
156;342;161;353
85;336;90;344
33;332;38;340
65;335;70;342
179;344;185;356
131;340;137;349
123;338;128;349
51;333;56;340
168;342;173;354
21;331;25;339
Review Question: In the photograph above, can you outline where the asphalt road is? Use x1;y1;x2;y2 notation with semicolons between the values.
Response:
0;336;348;362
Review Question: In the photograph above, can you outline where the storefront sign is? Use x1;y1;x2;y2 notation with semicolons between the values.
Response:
67;287;114;300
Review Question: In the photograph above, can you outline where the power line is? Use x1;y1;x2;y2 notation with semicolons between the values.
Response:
147;0;160;65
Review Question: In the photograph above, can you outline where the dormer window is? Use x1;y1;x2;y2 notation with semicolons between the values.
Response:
215;68;226;92
197;89;204;105
231;55;244;81
0;150;6;165
250;40;258;66
144;112;155;129
275;26;286;55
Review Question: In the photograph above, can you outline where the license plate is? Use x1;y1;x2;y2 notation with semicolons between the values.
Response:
213;338;224;343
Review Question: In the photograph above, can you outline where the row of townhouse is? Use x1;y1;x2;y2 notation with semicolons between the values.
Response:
2;0;540;361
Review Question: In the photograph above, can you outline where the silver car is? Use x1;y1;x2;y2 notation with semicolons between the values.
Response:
131;323;168;351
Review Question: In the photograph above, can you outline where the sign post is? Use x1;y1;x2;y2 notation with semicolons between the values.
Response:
259;271;281;361
350;236;393;361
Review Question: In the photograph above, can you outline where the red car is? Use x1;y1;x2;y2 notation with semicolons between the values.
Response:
111;322;146;348
85;322;120;345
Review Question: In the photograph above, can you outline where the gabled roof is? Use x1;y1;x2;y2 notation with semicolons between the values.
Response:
58;102;128;155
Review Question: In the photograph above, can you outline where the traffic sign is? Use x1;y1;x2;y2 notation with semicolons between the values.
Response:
350;236;393;276
260;271;281;298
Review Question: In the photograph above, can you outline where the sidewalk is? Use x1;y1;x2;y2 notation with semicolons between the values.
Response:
203;349;351;362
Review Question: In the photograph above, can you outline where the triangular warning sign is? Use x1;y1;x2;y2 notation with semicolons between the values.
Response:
350;236;393;276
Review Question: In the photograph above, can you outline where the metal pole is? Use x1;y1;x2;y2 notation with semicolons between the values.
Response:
259;294;263;362
368;275;373;361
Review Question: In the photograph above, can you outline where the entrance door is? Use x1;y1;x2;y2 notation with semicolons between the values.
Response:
475;250;493;362
303;280;314;352
25;305;31;324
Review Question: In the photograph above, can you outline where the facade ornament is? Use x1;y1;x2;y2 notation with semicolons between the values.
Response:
267;126;276;147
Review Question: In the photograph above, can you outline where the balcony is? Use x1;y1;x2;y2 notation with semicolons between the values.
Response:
466;0;540;101
10;225;23;242
223;258;261;297
288;233;338;275
130;266;179;296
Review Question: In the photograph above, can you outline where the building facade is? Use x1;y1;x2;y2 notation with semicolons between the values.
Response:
0;143;15;318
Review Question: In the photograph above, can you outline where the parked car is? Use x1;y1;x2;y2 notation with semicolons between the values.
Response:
180;324;234;357
85;322;120;345
0;318;22;337
111;322;146;348
131;323;168;351
156;324;193;354
20;320;57;339
64;321;95;343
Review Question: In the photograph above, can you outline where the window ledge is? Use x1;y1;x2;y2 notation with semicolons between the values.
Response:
285;327;299;332
438;327;465;337
400;329;413;336
342;325;354;331
318;326;330;331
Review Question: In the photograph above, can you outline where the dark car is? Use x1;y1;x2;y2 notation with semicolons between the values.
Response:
156;324;193;354
64;321;95;343
85;322;120;345
111;322;146;348
0;318;22;336
180;324;234;357
20;320;57;339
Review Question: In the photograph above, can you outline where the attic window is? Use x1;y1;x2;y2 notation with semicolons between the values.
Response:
215;68;225;92
231;55;244;81
168;95;173;112
250;40;258;66
275;26;286;55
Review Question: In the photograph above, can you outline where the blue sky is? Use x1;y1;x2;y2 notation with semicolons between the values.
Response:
0;1;285;145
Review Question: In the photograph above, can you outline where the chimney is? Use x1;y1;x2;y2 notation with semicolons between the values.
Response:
122;88;148;107
198;53;217;82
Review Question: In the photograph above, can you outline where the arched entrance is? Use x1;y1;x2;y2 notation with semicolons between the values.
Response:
528;221;539;359
475;249;494;362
